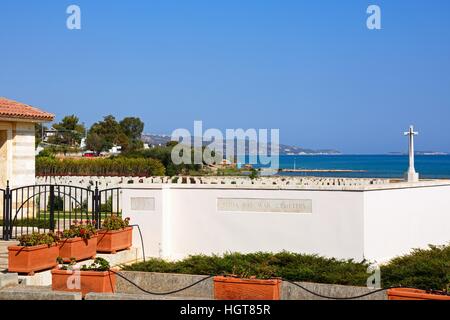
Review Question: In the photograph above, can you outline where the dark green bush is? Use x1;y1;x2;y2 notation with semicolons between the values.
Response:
123;245;450;290
123;252;370;286
380;244;450;291
36;157;165;176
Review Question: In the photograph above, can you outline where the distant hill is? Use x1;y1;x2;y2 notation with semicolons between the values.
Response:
141;134;341;155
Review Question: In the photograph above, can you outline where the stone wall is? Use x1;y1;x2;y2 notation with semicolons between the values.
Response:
0;121;36;189
12;122;36;188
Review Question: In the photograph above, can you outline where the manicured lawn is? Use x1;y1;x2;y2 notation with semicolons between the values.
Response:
34;211;119;220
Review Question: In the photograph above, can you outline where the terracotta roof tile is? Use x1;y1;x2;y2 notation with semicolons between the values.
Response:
0;97;54;122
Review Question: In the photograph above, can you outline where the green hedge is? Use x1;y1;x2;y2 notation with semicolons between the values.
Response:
0;219;51;229
123;252;370;286
380;245;450;291
36;157;165;176
124;245;450;290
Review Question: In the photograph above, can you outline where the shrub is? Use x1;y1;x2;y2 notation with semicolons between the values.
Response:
101;214;130;231
36;157;165;177
18;232;59;247
380;244;450;291
123;252;370;285
123;245;450;290
0;219;51;229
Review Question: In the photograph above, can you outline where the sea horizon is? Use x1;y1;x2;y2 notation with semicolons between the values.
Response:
252;154;450;179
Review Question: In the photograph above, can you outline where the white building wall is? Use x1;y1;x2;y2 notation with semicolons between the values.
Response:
363;185;450;263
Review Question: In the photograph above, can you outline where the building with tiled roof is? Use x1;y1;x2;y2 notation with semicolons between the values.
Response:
0;97;54;188
0;97;54;122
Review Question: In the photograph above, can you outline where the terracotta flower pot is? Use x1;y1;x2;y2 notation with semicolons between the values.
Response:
51;268;116;297
97;227;132;254
214;276;282;300
58;236;98;262
388;288;450;300
8;244;59;275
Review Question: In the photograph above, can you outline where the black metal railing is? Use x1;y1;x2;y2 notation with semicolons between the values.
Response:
1;182;122;240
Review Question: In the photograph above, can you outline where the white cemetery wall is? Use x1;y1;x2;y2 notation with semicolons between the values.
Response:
363;184;450;262
122;187;165;258
122;185;366;261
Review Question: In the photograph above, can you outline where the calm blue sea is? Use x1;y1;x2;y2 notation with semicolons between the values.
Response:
253;155;450;179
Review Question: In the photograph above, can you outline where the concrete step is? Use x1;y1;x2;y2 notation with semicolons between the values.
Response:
0;285;81;300
0;273;18;289
85;292;212;300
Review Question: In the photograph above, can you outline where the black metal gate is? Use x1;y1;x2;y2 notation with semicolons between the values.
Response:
1;182;122;241
1;187;6;240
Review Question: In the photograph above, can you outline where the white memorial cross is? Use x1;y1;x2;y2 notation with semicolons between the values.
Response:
404;125;419;182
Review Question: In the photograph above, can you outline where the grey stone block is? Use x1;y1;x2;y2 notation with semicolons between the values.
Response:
116;271;214;299
281;281;387;300
0;273;19;289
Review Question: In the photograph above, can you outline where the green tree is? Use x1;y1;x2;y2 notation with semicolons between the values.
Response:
120;117;144;141
119;117;144;153
87;115;121;152
85;132;106;154
48;115;85;147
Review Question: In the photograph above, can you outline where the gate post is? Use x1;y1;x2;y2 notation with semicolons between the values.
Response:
49;185;55;232
94;182;100;229
2;181;11;241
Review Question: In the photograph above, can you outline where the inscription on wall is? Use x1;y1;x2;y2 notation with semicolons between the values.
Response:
131;197;155;211
217;198;312;214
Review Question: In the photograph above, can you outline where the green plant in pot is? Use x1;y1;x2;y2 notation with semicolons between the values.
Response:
57;220;98;262
101;215;130;231
52;257;116;296
18;232;60;247
56;256;110;271
59;220;97;240
214;264;281;300
8;232;60;275
97;215;133;254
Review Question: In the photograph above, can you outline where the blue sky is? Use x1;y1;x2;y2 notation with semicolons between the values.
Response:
1;0;449;154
